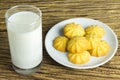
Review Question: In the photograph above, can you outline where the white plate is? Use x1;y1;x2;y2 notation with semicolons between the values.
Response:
45;18;118;69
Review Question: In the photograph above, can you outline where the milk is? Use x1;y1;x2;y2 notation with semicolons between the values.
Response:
7;11;42;69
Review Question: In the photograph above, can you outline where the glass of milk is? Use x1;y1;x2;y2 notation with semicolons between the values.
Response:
5;5;42;75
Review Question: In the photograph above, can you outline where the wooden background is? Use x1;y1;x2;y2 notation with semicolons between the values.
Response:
0;0;120;80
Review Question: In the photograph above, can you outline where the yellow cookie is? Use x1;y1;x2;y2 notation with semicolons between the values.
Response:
53;36;68;52
85;25;105;38
64;23;85;38
67;37;89;53
68;51;90;64
89;40;110;57
86;35;101;50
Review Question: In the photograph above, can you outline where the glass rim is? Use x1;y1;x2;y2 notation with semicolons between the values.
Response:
5;5;42;25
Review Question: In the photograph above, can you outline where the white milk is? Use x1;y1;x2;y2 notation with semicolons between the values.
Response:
7;11;42;69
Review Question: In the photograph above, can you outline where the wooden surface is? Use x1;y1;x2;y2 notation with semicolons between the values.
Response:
0;0;120;80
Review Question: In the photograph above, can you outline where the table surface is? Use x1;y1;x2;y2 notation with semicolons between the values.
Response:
0;0;120;80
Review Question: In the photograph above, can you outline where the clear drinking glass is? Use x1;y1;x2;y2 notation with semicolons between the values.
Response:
5;5;42;75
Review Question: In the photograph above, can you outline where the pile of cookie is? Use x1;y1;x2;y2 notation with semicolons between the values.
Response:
53;23;110;64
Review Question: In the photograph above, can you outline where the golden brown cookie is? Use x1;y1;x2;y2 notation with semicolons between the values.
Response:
68;51;90;64
53;36;68;52
89;40;110;57
67;36;89;53
85;25;105;38
64;23;85;38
